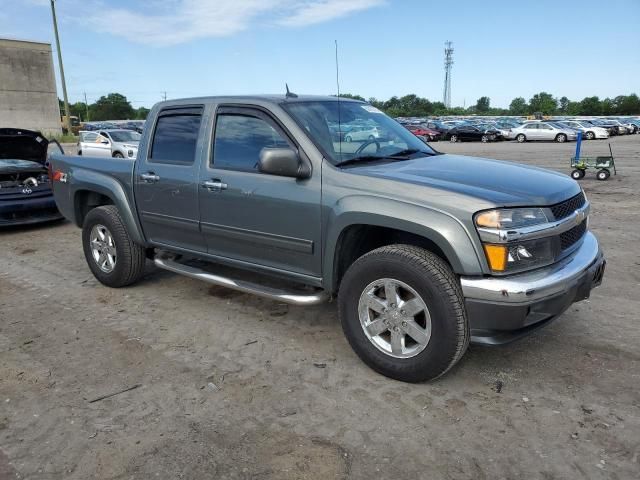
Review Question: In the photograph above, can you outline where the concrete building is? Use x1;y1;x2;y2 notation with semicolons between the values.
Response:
0;38;62;135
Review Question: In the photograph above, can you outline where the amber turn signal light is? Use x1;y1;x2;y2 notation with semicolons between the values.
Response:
483;244;507;272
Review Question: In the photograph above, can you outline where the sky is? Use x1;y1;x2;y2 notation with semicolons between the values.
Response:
3;0;639;109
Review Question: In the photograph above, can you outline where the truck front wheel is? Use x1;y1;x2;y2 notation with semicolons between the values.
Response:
338;245;469;382
82;205;146;287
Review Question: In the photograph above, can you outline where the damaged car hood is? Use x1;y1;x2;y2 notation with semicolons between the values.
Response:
0;128;49;165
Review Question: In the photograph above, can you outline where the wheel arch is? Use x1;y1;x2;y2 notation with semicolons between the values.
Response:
324;204;485;293
70;171;146;246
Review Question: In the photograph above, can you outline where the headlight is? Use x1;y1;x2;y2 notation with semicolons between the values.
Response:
475;207;548;229
475;208;556;273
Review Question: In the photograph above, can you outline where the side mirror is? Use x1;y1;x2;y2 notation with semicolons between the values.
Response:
259;147;310;179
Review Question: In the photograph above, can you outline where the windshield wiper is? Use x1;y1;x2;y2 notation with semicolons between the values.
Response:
386;148;424;158
335;155;385;167
336;149;436;168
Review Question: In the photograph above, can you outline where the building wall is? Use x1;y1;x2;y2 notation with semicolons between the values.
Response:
0;38;62;135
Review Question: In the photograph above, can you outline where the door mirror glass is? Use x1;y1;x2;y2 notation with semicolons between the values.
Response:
259;147;308;178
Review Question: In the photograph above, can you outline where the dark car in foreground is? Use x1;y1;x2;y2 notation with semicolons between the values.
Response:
446;124;502;142
0;128;63;226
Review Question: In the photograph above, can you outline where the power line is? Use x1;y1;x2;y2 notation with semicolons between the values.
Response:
50;0;71;131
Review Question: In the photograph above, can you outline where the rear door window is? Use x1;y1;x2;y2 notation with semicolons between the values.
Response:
150;108;203;165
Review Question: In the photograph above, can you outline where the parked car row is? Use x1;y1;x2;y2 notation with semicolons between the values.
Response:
399;115;640;144
81;120;145;133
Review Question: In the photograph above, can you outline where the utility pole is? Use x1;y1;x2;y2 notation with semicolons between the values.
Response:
84;91;89;121
50;0;71;133
162;91;167;101
443;41;454;109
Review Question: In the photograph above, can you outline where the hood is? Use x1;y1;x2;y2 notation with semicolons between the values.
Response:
0;128;49;165
348;154;581;206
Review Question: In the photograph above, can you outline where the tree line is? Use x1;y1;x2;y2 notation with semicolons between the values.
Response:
340;92;640;117
59;93;149;122
61;91;640;122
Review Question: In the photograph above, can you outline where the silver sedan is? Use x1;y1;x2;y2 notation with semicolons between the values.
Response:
510;122;577;143
78;130;141;158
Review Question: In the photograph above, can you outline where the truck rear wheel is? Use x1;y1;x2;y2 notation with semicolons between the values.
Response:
338;245;469;382
82;205;146;287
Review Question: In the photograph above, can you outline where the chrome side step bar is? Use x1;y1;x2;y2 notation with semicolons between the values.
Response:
153;256;330;306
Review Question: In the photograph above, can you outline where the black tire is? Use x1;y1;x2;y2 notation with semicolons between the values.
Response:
596;169;610;181
571;169;585;180
82;205;146;287
338;245;469;383
481;135;489;143
113;152;125;158
368;135;375;141
585;131;595;140
450;134;458;143
516;134;526;143
345;135;352;143
556;133;567;143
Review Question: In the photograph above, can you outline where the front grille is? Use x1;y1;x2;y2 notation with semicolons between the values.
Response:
560;221;587;250
550;192;586;220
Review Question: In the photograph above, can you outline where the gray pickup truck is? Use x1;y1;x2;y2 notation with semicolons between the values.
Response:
49;95;605;382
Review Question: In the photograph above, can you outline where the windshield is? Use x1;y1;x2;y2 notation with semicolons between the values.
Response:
109;130;141;143
283;101;436;165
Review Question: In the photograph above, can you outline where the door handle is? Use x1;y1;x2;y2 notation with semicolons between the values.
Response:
140;172;160;183
202;179;228;192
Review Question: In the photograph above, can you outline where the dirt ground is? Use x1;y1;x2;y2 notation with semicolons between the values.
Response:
1;135;639;479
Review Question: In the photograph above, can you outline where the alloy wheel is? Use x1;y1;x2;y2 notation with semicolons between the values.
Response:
90;224;117;273
358;278;432;358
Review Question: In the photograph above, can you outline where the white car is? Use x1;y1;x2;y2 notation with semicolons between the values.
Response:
559;121;609;140
343;125;379;142
78;130;141;158
510;122;577;143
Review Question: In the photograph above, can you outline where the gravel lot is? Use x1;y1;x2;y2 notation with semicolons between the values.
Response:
1;135;639;479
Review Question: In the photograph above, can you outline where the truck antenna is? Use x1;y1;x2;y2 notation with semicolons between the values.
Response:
285;83;298;98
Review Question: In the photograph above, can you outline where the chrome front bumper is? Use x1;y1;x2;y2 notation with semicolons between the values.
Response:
461;232;602;304
460;232;605;344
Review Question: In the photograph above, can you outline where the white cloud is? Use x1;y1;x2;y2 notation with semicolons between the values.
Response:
66;0;383;46
276;0;385;27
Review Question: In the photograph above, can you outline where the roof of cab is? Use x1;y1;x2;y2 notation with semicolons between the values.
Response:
153;94;365;109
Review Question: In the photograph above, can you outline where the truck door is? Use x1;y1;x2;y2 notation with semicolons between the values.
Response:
134;106;207;252
198;106;322;279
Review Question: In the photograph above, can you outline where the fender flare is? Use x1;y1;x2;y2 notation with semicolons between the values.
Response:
323;196;485;289
70;168;146;246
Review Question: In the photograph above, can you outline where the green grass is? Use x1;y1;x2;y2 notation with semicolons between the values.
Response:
49;134;79;144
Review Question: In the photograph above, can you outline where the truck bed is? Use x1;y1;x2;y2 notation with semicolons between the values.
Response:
48;153;138;228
